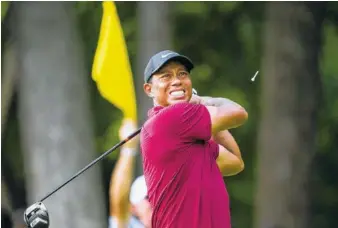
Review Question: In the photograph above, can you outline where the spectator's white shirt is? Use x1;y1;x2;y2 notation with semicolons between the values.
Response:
109;216;144;228
109;176;147;228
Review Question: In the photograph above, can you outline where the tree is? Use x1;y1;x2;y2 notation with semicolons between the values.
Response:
2;3;17;136
255;2;326;228
14;2;106;228
134;2;172;175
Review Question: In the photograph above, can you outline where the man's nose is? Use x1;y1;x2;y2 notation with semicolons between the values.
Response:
171;75;182;86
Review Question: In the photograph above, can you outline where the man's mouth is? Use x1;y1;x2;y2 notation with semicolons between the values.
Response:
169;90;185;98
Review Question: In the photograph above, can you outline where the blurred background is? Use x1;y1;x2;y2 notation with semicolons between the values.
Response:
1;1;338;228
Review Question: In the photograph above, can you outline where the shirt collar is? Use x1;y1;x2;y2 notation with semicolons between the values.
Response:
147;106;164;118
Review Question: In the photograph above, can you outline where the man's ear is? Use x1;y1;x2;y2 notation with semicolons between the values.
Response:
143;83;153;98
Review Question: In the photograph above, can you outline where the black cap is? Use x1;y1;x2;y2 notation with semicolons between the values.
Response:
144;50;194;83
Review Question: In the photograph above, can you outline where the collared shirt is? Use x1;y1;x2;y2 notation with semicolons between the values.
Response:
140;102;231;228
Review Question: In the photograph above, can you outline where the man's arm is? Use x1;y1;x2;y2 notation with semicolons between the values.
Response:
109;119;139;227
212;130;244;176
202;96;248;134
190;95;246;175
191;95;248;135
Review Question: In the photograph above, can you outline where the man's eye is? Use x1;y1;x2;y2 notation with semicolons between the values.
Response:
179;72;188;76
161;74;170;78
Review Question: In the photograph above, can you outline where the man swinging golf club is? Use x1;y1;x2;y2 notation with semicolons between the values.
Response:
140;50;248;228
23;50;247;228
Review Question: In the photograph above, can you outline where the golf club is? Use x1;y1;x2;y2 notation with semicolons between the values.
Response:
24;88;199;228
23;127;141;228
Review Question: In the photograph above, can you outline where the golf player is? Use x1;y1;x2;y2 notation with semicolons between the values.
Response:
140;50;248;228
109;120;152;228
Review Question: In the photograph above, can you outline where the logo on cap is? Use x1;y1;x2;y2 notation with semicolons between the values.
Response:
161;52;174;58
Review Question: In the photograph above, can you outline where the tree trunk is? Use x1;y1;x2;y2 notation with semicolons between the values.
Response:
135;2;172;175
255;2;326;228
14;2;106;228
1;42;18;136
1;177;12;212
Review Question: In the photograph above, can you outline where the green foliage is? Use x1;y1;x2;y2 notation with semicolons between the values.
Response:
1;1;9;21
311;20;338;228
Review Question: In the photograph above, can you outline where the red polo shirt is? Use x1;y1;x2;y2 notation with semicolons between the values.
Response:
140;102;231;228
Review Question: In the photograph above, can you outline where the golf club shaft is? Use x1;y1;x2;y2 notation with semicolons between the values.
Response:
39;127;142;202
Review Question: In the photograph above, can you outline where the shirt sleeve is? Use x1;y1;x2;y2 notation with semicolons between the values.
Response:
160;102;212;142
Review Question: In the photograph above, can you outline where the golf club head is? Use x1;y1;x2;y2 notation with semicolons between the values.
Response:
24;202;50;228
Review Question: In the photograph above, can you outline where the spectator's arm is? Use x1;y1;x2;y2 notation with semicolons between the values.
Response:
109;119;139;226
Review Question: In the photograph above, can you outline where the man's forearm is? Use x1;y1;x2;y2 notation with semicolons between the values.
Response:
200;96;243;109
202;96;248;131
213;130;244;176
191;94;248;133
213;130;243;161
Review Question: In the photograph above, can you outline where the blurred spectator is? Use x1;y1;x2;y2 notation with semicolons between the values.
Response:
109;175;152;228
108;119;152;228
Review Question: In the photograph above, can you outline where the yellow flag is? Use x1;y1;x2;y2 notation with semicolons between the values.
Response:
92;1;137;123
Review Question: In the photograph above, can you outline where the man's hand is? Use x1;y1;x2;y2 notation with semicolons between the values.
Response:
189;94;202;104
200;96;243;109
191;94;248;134
190;94;244;111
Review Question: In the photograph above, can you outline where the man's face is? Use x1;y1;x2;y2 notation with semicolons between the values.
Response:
133;199;152;228
143;61;193;107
